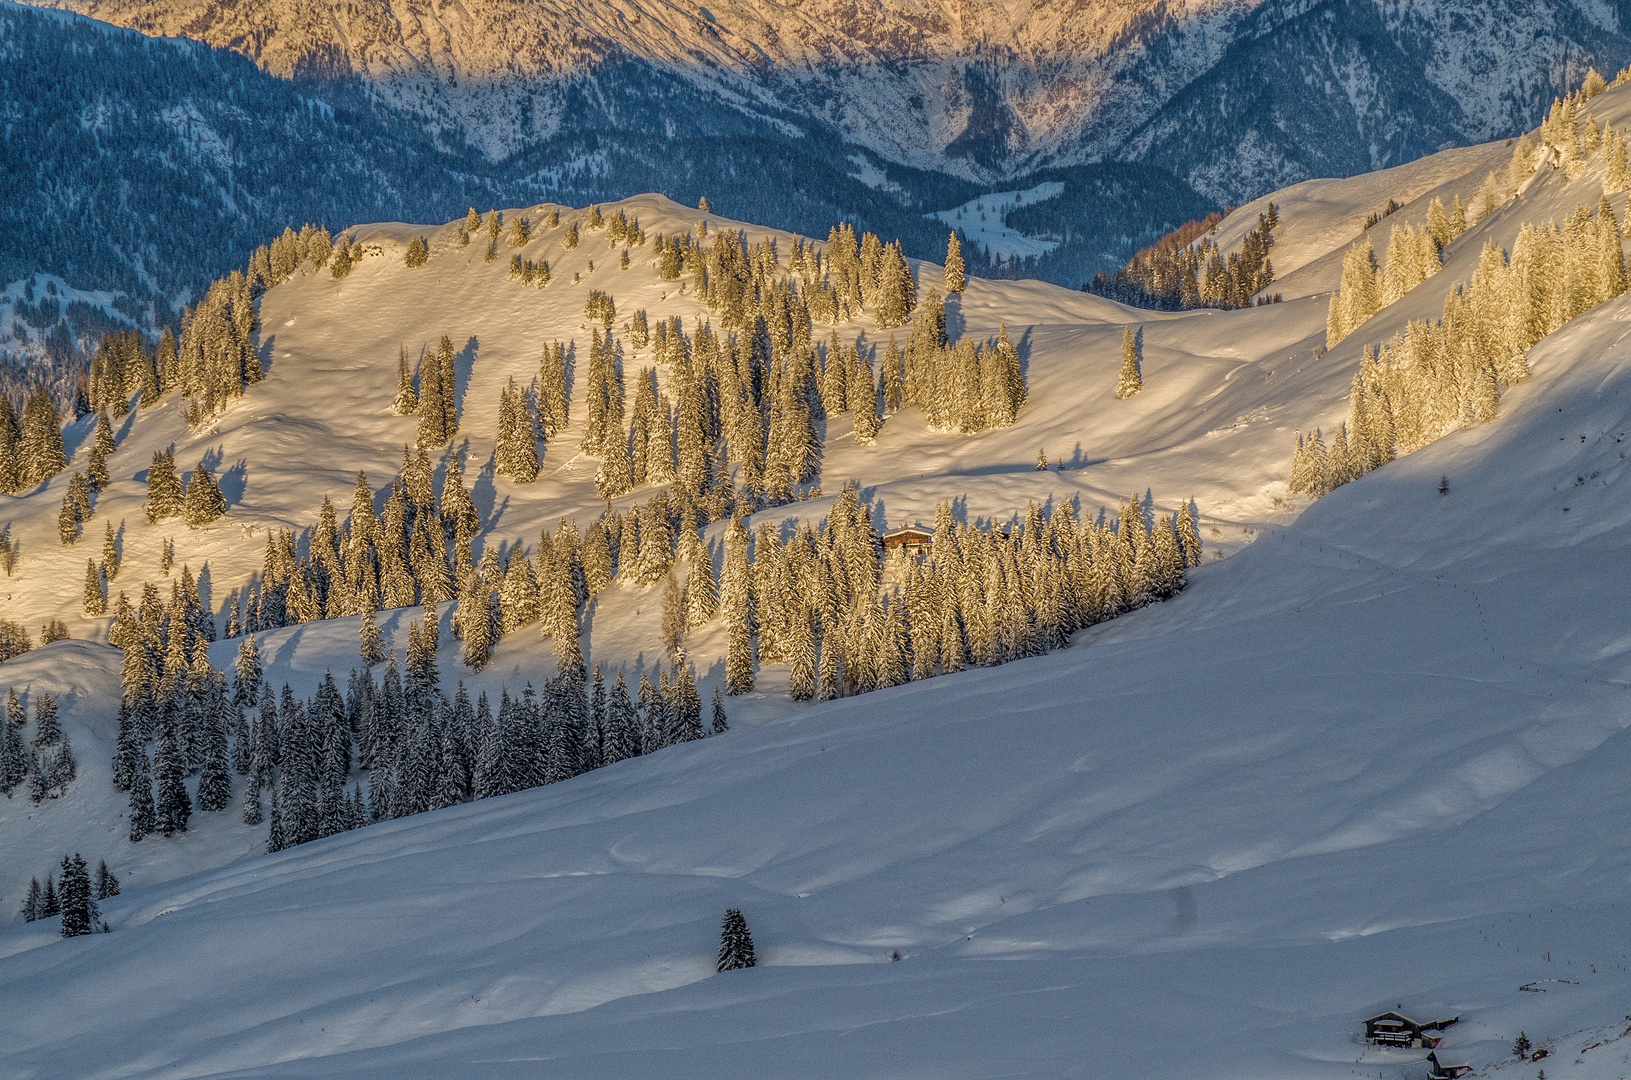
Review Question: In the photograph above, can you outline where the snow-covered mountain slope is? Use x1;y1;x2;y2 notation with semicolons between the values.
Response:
8;181;1631;1078
8;78;1631;1079
27;0;1631;200
6;67;1630;913
0;184;1344;910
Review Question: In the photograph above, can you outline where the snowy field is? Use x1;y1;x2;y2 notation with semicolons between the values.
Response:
7;79;1631;1079
928;182;1066;263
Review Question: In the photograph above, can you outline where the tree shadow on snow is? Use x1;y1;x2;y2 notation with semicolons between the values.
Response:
218;459;248;507
470;450;498;526
943;292;965;340
256;334;275;381
454;336;479;430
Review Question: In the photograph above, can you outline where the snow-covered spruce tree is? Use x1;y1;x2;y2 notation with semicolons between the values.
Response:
1326;238;1380;348
416;348;446;449
711;685;728;733
101;520;121;580
1115;326;1143;399
458;573;497;671
944;231;966;294
19;387;66;488
196;703;232;812
682;540;717;627
145;451;183;523
39;875;59;917
538;342;569;438
82;559;106;617
182;462;226;527
717;908;757;971
59;474;88;544
494;377;540;483
265;793;285;853
127;748;155;841
668;664;703;743
1175;501;1202;567
58;854;97;937
393;345;418;415
86;412;114;492
92;859;119;900
0;703;25;794
152;703;191;836
660;575;687;659
404;236;429;268
0;397;20;495
28;693;75;801
359;609;388;666
788;608;816;701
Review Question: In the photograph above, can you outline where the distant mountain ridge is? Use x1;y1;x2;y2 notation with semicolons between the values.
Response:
6;0;1631;361
27;0;1631;198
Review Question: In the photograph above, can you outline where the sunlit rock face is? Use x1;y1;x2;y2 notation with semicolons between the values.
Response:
30;0;1631;198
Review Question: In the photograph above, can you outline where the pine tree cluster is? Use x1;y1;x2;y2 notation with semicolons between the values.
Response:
898;292;1026;432
74;222;333;429
0;386;69;493
508;254;551;288
108;587;718;853
653;223;914;332
19;854;115;932
0;689;78;802
731;485;1199;701
1087;206;1277;310
1293;198;1625;496
1326;203;1457;349
494;378;541;484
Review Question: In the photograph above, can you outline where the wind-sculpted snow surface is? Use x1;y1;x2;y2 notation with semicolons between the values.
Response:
9;87;1631;1076
6;268;1631;1078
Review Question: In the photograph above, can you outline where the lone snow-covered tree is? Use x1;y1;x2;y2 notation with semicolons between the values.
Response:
943;232;966;294
182;462;226;527
717;907;757;971
405;236;429;268
1115;326;1143;399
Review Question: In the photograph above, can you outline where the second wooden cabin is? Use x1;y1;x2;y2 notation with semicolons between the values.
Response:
1364;1011;1460;1048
